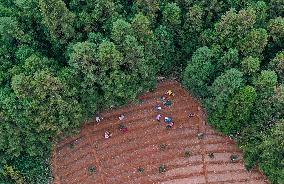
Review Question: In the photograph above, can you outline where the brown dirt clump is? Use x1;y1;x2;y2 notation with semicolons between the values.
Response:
51;80;268;184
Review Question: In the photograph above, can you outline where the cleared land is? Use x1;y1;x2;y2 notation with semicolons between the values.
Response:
52;80;268;184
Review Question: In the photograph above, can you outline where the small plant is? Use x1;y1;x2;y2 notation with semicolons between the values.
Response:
208;152;214;159
159;164;166;173
184;151;191;158
87;165;97;173
230;154;238;162
159;143;167;151
137;167;144;173
68;142;74;149
197;132;204;139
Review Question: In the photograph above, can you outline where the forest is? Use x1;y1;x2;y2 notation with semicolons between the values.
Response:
0;0;283;183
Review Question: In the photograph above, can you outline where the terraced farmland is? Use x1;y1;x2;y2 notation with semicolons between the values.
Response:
52;80;268;184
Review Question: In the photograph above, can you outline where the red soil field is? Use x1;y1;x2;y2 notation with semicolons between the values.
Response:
51;80;269;184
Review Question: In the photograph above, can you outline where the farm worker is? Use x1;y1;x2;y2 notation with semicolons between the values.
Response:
167;90;173;96
119;114;125;121
118;124;128;133
166;122;174;129
104;131;112;139
165;117;172;123
168;122;174;126
164;100;172;106
160;95;166;102
156;105;162;110
156;114;162;121
121;127;128;133
95;116;101;123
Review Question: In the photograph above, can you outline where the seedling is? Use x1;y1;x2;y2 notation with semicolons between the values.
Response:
230;154;238;162
184;151;191;158
87;165;97;173
197;132;204;139
137;167;144;173
160;95;166;101
208;152;214;159
159;143;167;151
68;142;74;149
159;164;166;173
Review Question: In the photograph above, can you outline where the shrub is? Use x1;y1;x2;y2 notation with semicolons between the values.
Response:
87;165;97;173
184;151;191;158
159;164;166;173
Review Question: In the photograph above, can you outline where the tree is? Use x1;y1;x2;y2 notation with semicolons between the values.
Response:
269;0;284;17
131;13;154;46
154;25;175;74
273;84;284;120
248;1;267;27
258;120;284;184
67;41;101;115
252;70;278;125
111;19;133;45
0;17;30;44
184;5;204;33
97;40;127;105
121;35;144;72
183;47;214;97
207;69;244;131
210;68;244;105
224;86;257;134
269;51;284;81
68;41;97;78
197;0;225;27
268;17;284;49
162;3;181;30
238;28;268;57
131;13;157;72
97;40;123;72
199;28;217;47
0;41;16;85
15;44;35;62
253;70;278;96
215;8;256;48
39;0;75;45
132;0;160;22
218;48;239;72
241;56;260;77
0;51;85;165
76;5;119;35
182;5;204;55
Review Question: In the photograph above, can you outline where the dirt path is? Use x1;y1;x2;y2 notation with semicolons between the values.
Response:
51;80;268;184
